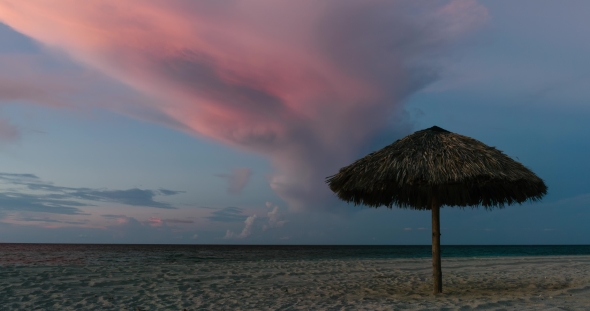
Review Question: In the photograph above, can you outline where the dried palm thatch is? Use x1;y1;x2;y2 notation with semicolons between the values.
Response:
326;126;547;210
326;125;547;294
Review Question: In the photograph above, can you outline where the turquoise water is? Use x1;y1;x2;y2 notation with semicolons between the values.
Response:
1;244;589;266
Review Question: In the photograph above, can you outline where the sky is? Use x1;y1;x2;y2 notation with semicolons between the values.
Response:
0;0;589;244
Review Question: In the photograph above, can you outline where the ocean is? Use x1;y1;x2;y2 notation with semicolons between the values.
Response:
1;244;589;266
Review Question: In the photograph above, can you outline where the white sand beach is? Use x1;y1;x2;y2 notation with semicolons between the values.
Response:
1;256;589;310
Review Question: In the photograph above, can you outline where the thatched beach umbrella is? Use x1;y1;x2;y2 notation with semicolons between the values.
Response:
326;126;547;294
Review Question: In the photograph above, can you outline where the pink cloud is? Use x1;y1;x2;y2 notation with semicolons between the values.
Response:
0;54;77;107
0;53;187;134
0;0;487;209
146;217;163;226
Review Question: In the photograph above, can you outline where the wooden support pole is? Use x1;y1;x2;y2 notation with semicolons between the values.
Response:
432;197;442;294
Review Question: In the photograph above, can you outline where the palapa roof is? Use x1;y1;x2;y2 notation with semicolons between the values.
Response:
326;126;547;210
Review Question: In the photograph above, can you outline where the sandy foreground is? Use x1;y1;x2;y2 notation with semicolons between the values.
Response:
1;256;589;310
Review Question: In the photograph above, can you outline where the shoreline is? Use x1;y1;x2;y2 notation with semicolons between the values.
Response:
2;244;590;267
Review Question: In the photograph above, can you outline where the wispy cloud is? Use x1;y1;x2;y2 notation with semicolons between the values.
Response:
263;201;287;230
0;54;77;107
206;206;247;223
240;215;257;238
224;230;234;239
0;0;487;210
14;215;88;225
146;217;162;226
0;192;88;215
0;172;182;214
225;214;258;239
101;214;127;219
163;218;194;224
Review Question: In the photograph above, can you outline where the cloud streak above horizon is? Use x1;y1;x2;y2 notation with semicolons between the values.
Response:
0;0;487;209
0;173;182;214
